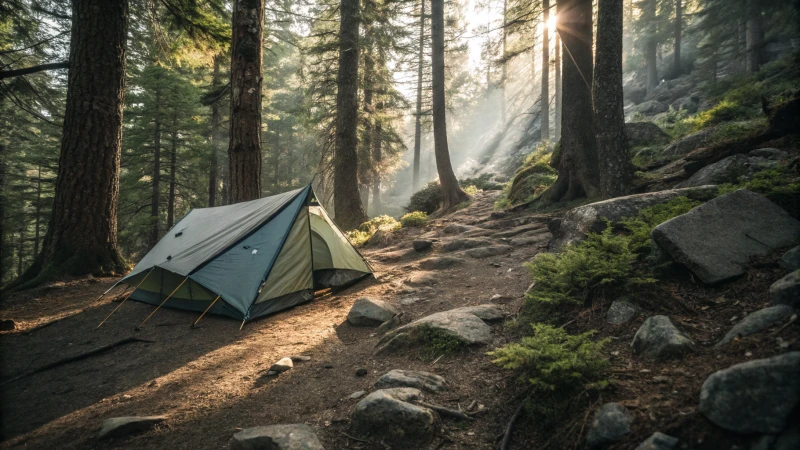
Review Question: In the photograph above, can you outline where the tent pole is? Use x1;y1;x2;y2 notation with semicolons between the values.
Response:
191;295;221;329
239;319;246;331
83;284;128;313
95;269;154;330
136;277;188;330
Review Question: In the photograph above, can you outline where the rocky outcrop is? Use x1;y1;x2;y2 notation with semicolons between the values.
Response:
716;305;795;346
625;122;671;147
699;352;800;434
585;403;633;448
634;432;679;450
770;270;800;308
231;424;324;450
347;298;400;327
652;190;800;284
631;316;695;359
375;308;495;354
662;127;718;158
375;369;448;393
631;100;668;116
98;416;166;439
447;304;505;321
676;149;786;188
549;186;716;251
463;245;512;258
606;299;640;325
441;238;493;252
351;388;436;446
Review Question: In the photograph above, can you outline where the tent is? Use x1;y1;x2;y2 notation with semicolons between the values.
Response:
117;185;372;323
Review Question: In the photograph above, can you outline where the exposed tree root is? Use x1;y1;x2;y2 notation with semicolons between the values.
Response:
500;395;529;450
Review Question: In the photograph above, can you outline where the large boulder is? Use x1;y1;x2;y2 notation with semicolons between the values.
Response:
98;416;167;439
699;352;800;434
634;432;679;450
585;403;633;448
662;127;718;158
347;298;400;327
770;270;800;308
652;189;800;284
631;100;668;116
375;308;494;354
631;316;694;359
676;151;784;188
549;186;717;251
716;305;795;346
625;122;671;147
231;424;324;450
351;388;436;446
375;369;448;393
447;304;505;321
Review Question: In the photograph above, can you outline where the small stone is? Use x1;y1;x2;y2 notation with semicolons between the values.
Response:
585;403;633;448
0;319;15;331
375;369;448;393
606;300;640;325
269;357;293;374
634;432;679;450
355;368;368;377
632;316;695;359
412;240;433;251
347;297;400;327
290;355;312;362
350;391;367;399
231;424;324;450
716;305;794;346
779;246;800;271
98;416;166;439
770;270;800;308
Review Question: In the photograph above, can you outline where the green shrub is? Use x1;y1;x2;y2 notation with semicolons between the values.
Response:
406;181;443;214
358;215;401;234
462;184;480;196
619;197;702;253
418;325;466;361
400;211;428;227
345;229;372;247
718;167;800;218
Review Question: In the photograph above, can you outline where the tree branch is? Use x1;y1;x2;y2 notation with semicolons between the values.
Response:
0;61;69;80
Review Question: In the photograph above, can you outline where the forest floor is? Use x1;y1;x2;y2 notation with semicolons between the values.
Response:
0;190;797;449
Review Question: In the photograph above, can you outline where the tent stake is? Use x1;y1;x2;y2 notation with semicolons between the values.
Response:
83;284;128;312
96;269;154;330
239;319;246;331
136;278;188;330
191;295;221;329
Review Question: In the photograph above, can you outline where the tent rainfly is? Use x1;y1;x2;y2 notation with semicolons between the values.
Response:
117;185;372;322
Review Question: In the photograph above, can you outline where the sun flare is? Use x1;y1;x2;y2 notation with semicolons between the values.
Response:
547;13;558;33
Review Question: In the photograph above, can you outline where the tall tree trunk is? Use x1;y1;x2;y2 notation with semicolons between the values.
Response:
151;88;161;247
334;0;367;230
33;165;41;256
554;29;562;141
500;0;508;127
431;0;468;209
228;0;263;203
594;0;634;198
360;45;374;216
540;0;598;203
372;101;383;214
412;0;425;193
167;126;177;229
0;144;5;283
738;18;747;74
745;0;762;74
208;54;221;207
672;0;682;77
541;0;550;141
17;0;127;286
643;0;658;92
17;228;24;278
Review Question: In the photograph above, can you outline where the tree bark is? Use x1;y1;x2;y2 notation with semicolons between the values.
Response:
207;53;221;207
0;144;5;284
334;0;368;230
372;101;383;214
17;0;127;286
541;0;550;141
151;87;161;247
412;0;425;193
594;0;634;198
17;228;25;277
554;29;562;141
643;0;658;92
167;124;177;229
228;0;263;203
745;0;762;74
540;0;598;203
672;0;682;78
360;43;374;216
431;0;468;210
33;164;42;257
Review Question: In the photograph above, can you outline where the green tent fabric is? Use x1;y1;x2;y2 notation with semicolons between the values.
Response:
118;185;372;321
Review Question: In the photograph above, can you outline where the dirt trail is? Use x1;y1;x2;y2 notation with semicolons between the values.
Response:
0;191;551;449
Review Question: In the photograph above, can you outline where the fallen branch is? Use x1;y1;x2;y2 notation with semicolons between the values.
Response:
500;396;529;450
416;401;475;421
1;336;154;385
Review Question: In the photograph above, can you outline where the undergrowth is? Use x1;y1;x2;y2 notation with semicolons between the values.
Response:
718;165;800;218
417;326;466;361
346;215;401;246
495;144;557;209
400;211;427;227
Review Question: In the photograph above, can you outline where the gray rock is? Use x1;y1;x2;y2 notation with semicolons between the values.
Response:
671;95;700;113
749;148;788;159
699;352;800;434
440;238;492;252
0;319;15;331
351;388;435;446
448;304;505;321
375;369;448;393
632;100;668;116
606;300;640;325
231;424;324;450
464;245;512;258
375;309;493;354
443;223;474;234
349;390;367;399
412;240;433;251
549;186;717;251
269;357;294;374
492;223;547;239
774;423;800;450
716;305;795;346
405;271;438;286
631;316;694;359
662;127;718;158
770;270;800;308
585;403;633;448
625;122;671;147
652;189;800;284
634;432;679;450
290;355;311;362
677;154;781;188
98;416;166;439
347;297;400;327
418;256;463;270
779;246;800;271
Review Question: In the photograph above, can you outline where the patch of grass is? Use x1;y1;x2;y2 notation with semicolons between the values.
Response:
460;173;505;191
417;326;467;361
346;215;402;246
462;184;480;196
400;211;428;227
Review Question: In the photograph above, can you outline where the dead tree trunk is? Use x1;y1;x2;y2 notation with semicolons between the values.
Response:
412;0;426;193
228;0;263;203
540;0;599;203
431;0;468;210
594;0;634;198
541;0;550;141
334;0;368;230
15;0;127;287
208;54;221;207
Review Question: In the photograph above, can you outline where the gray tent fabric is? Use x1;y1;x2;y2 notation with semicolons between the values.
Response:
119;185;372;322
